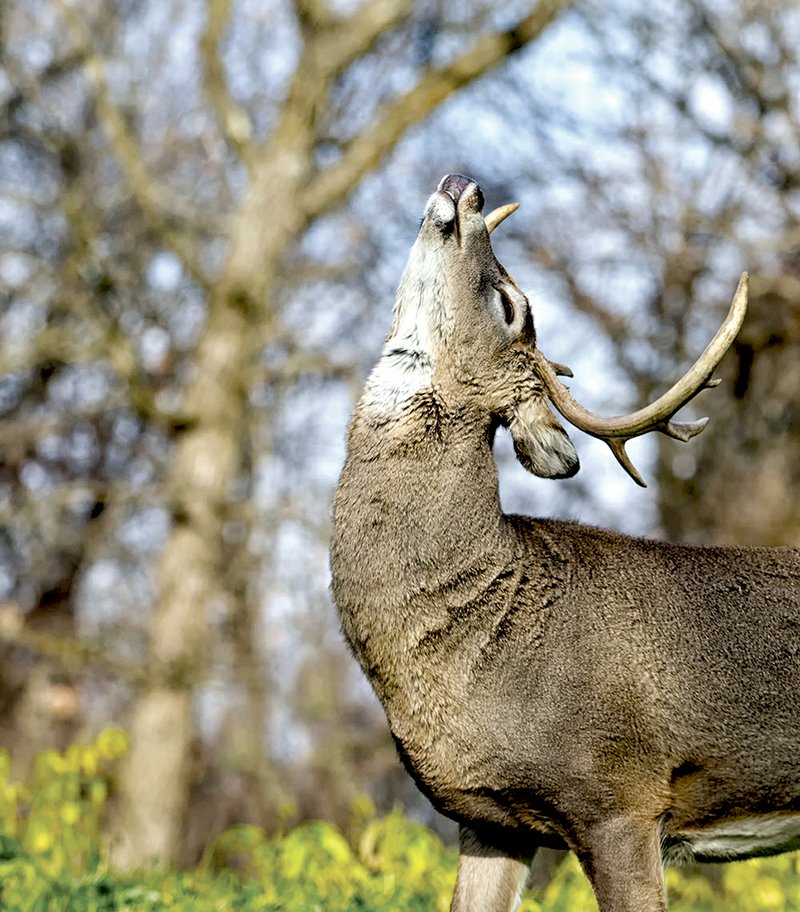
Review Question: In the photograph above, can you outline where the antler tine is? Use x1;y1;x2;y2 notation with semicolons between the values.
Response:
534;273;749;487
485;203;520;234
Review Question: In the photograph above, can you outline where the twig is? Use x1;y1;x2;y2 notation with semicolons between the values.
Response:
200;0;253;166
0;613;146;686
52;0;208;288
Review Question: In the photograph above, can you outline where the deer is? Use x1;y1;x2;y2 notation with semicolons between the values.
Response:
329;173;800;912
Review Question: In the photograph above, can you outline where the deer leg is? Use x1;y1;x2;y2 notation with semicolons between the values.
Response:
450;825;534;912
574;816;667;912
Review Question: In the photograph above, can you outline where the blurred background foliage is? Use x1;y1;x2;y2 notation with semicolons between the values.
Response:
1;736;800;910
1;0;799;903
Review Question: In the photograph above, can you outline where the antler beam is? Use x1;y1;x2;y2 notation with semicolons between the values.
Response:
534;272;749;486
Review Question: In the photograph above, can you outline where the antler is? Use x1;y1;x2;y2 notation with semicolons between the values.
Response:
485;203;519;233
534;272;750;487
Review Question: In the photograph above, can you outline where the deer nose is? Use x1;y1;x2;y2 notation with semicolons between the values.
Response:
438;174;484;210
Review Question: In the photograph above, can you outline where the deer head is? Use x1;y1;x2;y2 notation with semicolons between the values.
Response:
364;173;748;486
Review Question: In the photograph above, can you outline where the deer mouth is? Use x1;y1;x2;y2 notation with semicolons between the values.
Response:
426;174;485;243
438;173;485;211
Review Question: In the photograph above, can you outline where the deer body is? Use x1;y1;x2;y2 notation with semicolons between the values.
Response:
330;174;800;911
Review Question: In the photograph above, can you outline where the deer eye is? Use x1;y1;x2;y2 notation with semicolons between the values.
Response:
496;288;515;325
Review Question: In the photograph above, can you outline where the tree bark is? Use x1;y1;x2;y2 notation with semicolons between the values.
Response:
111;298;256;867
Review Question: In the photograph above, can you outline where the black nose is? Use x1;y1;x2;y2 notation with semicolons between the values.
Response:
438;174;484;210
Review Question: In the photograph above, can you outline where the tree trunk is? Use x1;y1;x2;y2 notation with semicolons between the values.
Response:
111;149;307;867
110;298;254;867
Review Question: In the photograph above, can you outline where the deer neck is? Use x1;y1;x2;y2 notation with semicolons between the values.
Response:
331;375;513;688
329;365;569;777
336;384;505;581
331;383;513;753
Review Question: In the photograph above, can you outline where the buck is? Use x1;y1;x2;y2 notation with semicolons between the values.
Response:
329;174;800;912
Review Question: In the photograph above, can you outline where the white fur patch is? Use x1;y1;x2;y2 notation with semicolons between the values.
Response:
389;233;449;355
361;346;432;415
361;229;448;416
665;814;800;864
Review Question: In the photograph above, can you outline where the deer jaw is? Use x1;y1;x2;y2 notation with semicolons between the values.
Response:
360;186;458;418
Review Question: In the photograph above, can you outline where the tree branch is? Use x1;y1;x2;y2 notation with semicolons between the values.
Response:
200;0;253;165
313;0;413;77
53;0;208;287
301;0;573;219
0;606;146;686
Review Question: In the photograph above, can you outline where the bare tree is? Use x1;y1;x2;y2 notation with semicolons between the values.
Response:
493;0;800;539
2;0;574;868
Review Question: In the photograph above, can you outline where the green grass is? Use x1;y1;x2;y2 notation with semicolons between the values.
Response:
0;733;799;910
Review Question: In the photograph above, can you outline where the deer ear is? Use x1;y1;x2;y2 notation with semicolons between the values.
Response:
508;398;580;479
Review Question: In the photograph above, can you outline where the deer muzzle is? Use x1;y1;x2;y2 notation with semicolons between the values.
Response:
438;173;485;211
